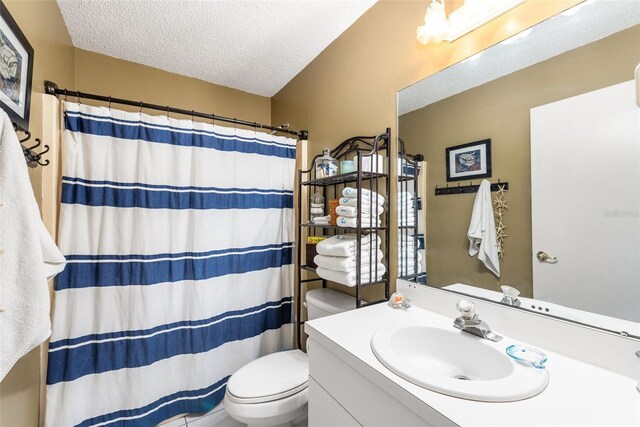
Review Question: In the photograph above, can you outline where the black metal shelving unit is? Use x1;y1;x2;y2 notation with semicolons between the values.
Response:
296;129;391;349
397;138;421;283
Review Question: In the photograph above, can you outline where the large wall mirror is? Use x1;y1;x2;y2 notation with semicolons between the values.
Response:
397;0;640;337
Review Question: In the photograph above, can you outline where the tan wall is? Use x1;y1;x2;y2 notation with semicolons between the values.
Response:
74;49;271;125
3;0;76;207
399;24;640;297
0;2;74;427
272;0;581;304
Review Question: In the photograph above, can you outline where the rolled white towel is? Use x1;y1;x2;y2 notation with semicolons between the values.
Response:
335;204;384;218
337;216;381;228
311;215;331;225
316;234;380;257
314;251;384;272
316;265;387;287
342;187;383;198
339;196;385;208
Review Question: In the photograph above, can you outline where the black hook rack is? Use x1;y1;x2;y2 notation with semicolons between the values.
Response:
435;179;508;196
12;122;50;167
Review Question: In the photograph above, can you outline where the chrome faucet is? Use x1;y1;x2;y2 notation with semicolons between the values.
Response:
453;299;502;342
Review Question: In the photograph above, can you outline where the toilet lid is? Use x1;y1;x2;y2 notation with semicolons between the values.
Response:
306;288;356;314
226;350;309;403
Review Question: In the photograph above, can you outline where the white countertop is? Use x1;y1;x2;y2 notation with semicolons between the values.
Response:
305;303;640;427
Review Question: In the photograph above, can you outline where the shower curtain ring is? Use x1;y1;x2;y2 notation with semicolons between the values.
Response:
191;110;195;122
166;105;170;118
76;91;81;104
139;101;143;114
211;113;215;126
64;89;68;102
108;96;112;110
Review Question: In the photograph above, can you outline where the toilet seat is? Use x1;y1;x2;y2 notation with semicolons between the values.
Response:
226;350;309;404
225;380;308;404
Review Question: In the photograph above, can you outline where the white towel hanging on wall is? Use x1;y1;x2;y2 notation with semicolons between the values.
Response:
467;179;500;277
0;111;67;381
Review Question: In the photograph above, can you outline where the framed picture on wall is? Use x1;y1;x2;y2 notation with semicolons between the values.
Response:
445;139;492;182
0;1;33;131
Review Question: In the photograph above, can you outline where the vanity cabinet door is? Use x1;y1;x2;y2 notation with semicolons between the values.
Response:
309;378;360;427
308;338;455;427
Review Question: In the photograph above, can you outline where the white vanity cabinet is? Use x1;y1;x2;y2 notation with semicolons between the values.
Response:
307;338;455;427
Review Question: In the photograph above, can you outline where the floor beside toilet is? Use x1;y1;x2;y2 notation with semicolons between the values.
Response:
158;406;308;427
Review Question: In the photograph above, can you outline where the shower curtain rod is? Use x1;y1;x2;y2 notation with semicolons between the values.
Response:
44;80;309;140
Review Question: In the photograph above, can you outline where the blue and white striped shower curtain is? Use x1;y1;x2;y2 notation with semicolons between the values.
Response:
45;102;296;426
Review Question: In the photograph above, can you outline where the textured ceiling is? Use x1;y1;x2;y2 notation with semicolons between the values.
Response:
57;0;377;97
399;0;640;115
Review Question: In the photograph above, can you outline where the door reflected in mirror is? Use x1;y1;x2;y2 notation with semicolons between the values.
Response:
397;0;640;337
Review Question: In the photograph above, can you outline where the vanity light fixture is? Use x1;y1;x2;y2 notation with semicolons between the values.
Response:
417;0;526;45
416;0;448;44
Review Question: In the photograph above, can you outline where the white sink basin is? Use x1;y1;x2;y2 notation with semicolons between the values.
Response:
371;323;549;402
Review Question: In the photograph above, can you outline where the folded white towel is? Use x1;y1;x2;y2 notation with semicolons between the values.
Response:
314;251;384;272
316;234;380;257
468;179;500;277
337;216;381;228
316;265;386;287
399;212;416;218
335;204;384;218
397;191;415;199
398;253;423;265
0;111;67;381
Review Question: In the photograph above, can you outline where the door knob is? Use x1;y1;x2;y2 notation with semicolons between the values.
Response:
536;251;557;262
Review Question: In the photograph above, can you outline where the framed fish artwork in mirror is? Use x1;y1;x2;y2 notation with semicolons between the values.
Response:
445;138;492;182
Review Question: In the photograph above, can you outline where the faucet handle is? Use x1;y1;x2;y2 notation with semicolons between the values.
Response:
456;299;476;319
500;285;521;306
501;285;520;298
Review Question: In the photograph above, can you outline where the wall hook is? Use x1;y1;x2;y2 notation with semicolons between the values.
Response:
26;138;42;151
38;144;50;156
18;130;31;144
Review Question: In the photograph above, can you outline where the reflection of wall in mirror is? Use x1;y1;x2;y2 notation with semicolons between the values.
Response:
398;24;640;298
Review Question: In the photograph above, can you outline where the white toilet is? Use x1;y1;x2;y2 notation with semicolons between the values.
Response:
223;288;356;427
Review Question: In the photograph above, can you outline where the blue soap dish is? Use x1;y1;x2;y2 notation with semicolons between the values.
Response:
506;345;548;369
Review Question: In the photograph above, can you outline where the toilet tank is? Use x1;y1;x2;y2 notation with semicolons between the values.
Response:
305;288;356;320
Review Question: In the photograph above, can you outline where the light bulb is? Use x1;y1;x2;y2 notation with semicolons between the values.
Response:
417;0;448;45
